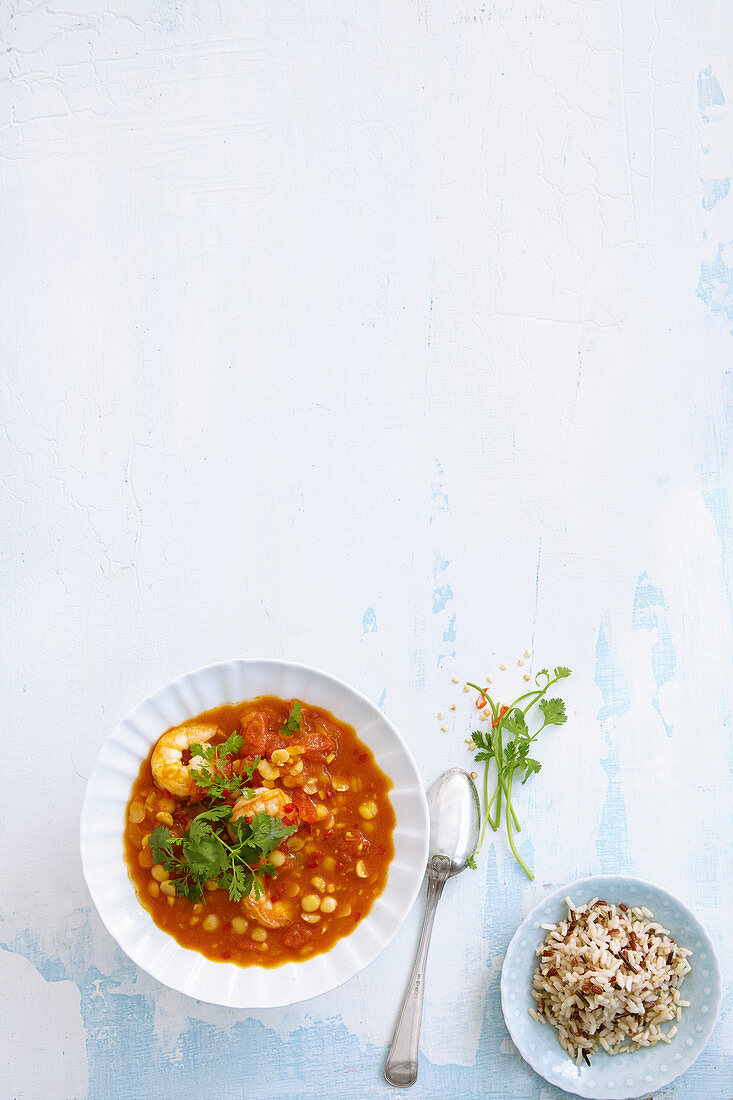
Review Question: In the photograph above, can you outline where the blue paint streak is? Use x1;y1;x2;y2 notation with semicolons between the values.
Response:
596;737;632;872
430;460;451;516
697;241;733;331
697;66;725;121
632;573;676;736
432;584;453;613
594;618;631;722
362;607;377;634
377;687;387;709
433;552;449;575
594;619;632;871
702;177;730;210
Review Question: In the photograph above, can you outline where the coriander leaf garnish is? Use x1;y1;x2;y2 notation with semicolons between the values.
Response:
188;733;260;801
279;701;302;737
149;807;297;904
467;665;571;880
538;697;567;726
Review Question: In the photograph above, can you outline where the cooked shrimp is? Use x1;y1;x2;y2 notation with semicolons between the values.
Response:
151;723;219;798
230;786;291;823
242;889;295;928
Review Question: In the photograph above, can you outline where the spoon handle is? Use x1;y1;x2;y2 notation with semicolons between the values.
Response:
384;854;451;1088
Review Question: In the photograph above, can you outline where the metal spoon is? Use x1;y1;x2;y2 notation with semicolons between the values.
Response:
384;768;481;1088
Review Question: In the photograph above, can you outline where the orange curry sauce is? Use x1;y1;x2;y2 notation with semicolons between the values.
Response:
123;696;395;967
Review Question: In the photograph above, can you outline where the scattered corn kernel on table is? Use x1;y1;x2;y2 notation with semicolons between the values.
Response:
2;1;731;1097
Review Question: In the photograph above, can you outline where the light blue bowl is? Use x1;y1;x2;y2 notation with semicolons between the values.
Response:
501;875;722;1099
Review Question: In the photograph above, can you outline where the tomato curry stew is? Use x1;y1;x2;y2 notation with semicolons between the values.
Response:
123;696;396;967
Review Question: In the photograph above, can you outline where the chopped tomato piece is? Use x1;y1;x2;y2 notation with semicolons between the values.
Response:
241;712;289;758
290;789;320;823
299;730;337;759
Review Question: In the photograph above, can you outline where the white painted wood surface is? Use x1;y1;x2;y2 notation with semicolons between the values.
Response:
2;2;731;1097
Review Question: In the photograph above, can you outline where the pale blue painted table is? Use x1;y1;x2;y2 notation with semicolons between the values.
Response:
2;1;731;1097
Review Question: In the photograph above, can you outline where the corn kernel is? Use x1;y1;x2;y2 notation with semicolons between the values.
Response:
258;759;278;781
358;801;377;820
310;876;327;892
355;860;367;878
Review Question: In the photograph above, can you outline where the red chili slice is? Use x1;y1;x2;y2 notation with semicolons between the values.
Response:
492;704;509;728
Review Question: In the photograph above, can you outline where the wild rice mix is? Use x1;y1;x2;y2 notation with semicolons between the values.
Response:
530;897;692;1064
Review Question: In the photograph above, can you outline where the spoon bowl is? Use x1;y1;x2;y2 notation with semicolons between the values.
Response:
428;766;481;872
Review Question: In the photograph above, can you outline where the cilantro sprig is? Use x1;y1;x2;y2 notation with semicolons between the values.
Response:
467;665;571;880
279;702;302;737
149;808;296;903
188;731;260;800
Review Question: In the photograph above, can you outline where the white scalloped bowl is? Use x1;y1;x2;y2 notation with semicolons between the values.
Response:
80;659;429;1007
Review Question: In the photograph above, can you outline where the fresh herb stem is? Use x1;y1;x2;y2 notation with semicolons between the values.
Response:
467;665;571;878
